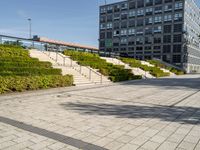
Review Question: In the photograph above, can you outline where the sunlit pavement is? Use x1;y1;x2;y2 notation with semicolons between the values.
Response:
0;74;200;150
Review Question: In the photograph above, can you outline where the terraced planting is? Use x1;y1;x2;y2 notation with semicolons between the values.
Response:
120;58;170;78
147;60;185;75
0;45;73;94
64;50;142;82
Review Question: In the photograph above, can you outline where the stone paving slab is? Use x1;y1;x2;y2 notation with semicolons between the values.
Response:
0;75;200;150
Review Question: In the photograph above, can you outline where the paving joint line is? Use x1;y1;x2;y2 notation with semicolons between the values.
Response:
0;116;108;150
170;90;200;107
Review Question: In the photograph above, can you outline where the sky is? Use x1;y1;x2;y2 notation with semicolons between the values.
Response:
0;0;200;47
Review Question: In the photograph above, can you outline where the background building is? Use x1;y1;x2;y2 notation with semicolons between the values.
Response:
99;0;200;73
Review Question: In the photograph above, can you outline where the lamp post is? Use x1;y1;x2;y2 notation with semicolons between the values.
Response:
28;18;32;39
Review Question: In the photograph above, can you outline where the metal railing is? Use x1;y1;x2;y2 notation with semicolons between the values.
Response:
43;50;103;83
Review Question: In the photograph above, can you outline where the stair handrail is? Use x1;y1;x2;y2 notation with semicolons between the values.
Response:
53;51;103;83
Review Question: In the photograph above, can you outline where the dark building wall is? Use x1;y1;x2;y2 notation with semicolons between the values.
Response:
99;0;199;71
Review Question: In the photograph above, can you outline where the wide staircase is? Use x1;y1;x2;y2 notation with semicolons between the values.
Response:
101;57;154;79
30;50;111;86
140;60;176;76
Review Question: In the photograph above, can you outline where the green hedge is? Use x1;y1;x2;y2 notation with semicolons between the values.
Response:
0;56;39;62
64;50;142;82
0;75;73;94
0;61;52;68
121;58;170;77
0;67;62;76
147;60;185;75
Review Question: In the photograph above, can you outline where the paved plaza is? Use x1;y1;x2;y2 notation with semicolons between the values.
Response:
0;75;200;150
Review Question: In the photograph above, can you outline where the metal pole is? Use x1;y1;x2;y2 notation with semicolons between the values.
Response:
80;66;82;73
0;36;2;44
89;69;91;80
56;50;58;62
28;18;32;39
63;57;65;66
70;59;72;67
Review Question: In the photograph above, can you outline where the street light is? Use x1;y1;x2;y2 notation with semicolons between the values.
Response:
28;18;32;39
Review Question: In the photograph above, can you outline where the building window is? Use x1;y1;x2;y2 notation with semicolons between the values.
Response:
100;41;105;47
114;5;120;12
145;37;152;44
173;34;182;42
107;15;113;22
146;7;153;15
145;27;153;34
145;17;153;25
121;12;128;20
100;23;106;29
136;29;144;35
106;32;112;38
145;0;153;6
136;37;144;45
164;14;172;22
174;13;183;21
129;10;136;18
100;16;106;23
164;0;172;3
154;6;162;14
129;20;135;27
137;19;144;26
164;4;172;12
164;25;172;33
113;22;120;29
163;35;171;43
121;38;127;44
100;32;105;39
175;2;183;10
154;37;162;43
107;23;113;29
154;46;161;50
128;28;135;35
114;30;120;36
154;16;162;23
174;24;182;32
137;9;144;16
121;21;127;28
155;0;162;5
121;3;128;10
173;44;182;53
129;1;136;9
107;6;113;13
121;29;127;36
163;45;171;53
154;26;162;33
137;0;144;8
100;7;106;14
173;55;181;63
128;37;135;45
114;13;120;20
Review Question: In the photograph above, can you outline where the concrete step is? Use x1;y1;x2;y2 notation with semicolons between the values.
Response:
29;50;112;86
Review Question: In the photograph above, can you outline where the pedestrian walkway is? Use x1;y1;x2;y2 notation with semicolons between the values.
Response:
0;75;200;150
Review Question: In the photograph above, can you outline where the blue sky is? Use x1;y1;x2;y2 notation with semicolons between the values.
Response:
0;0;200;47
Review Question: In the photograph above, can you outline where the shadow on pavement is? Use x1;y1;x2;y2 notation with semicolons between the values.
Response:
61;102;200;125
120;77;200;90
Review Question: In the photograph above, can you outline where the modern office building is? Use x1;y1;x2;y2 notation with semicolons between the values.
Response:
99;0;200;73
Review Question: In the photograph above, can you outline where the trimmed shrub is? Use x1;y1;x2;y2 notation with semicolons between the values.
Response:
0;67;62;76
0;44;74;94
64;50;142;82
147;60;185;75
0;75;73;94
0;61;52;68
121;58;170;77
